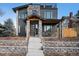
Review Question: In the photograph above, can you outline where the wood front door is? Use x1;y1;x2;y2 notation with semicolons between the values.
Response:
30;21;39;37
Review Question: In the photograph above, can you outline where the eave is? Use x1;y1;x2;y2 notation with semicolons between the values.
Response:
12;4;28;13
42;19;60;25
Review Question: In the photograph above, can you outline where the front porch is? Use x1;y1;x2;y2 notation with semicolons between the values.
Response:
25;15;60;38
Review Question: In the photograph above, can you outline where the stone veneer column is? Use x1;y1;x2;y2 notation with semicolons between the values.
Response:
26;20;30;38
16;10;18;36
39;20;42;38
59;21;62;39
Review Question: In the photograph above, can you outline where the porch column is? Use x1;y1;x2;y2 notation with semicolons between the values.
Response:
26;20;30;38
16;10;18;36
59;21;62;39
39;20;42;38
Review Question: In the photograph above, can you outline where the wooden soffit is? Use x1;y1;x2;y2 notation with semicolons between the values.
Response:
27;15;41;20
42;19;60;25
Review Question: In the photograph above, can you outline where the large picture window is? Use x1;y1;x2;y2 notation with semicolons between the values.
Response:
42;25;52;36
18;10;27;19
41;10;57;19
43;10;53;19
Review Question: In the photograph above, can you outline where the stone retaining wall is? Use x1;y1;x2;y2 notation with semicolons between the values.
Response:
0;46;27;56
43;41;79;47
0;37;25;40
42;37;79;56
0;37;28;56
43;47;79;56
0;40;27;46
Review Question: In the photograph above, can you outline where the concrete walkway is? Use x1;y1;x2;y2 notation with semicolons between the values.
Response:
27;37;44;56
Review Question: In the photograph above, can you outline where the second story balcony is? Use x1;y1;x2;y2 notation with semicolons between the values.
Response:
40;3;57;9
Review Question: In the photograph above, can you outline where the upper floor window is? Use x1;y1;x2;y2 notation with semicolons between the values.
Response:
18;10;27;19
41;10;57;19
43;10;53;19
41;3;57;8
45;5;52;8
32;5;39;8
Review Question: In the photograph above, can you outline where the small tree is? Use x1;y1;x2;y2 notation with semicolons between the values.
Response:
0;9;5;36
0;23;5;36
75;10;79;16
3;18;16;36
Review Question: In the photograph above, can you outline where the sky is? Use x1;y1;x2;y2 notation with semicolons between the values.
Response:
0;3;79;27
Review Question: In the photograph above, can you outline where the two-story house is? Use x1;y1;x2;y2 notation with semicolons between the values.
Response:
13;3;60;37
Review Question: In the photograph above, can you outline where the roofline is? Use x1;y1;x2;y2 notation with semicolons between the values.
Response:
12;4;28;13
12;3;41;13
12;3;57;13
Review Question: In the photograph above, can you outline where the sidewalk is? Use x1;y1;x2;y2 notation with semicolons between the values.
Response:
27;37;44;56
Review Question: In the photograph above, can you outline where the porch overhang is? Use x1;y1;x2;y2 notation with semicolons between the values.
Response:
42;19;60;25
24;15;42;23
24;15;61;25
27;15;41;20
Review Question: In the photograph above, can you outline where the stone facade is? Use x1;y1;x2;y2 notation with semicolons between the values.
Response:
26;20;30;37
39;20;42;38
27;4;40;16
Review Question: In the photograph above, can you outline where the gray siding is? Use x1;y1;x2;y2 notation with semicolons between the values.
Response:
18;19;26;36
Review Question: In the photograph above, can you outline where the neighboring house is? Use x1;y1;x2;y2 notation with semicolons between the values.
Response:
13;3;60;37
61;12;79;38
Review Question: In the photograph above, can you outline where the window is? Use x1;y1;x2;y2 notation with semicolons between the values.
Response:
43;11;47;19
18;25;20;33
32;5;39;8
46;11;51;19
41;9;57;19
43;25;52;32
62;19;69;28
18;10;27;19
43;10;53;19
45;5;52;8
42;25;52;36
